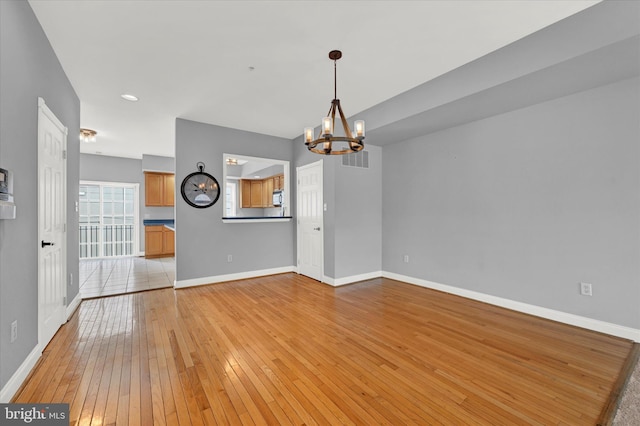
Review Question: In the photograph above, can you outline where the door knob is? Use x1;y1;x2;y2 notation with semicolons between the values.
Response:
313;227;321;231
41;240;55;248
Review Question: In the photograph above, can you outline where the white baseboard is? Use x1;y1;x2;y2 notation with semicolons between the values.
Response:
382;271;640;343
0;345;41;403
66;293;82;320
174;266;296;289
169;266;640;341
323;271;383;287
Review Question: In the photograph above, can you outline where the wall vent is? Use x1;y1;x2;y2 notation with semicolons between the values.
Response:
341;150;369;169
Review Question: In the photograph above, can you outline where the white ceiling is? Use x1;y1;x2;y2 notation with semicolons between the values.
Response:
28;0;600;159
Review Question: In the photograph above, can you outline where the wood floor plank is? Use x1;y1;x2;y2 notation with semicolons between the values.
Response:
12;273;634;425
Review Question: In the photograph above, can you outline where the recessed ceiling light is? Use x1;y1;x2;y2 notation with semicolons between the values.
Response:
120;94;138;102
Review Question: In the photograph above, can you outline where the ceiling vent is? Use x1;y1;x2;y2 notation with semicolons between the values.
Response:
342;150;369;169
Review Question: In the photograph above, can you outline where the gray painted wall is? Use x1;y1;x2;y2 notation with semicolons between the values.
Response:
382;77;640;329
175;119;294;281
333;146;382;278
293;139;382;280
0;0;80;390
80;153;174;251
142;154;174;172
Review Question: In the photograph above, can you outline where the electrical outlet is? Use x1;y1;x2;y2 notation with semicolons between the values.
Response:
10;320;17;343
403;254;409;263
227;254;233;263
580;282;593;296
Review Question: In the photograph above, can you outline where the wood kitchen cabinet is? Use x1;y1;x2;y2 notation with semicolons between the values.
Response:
250;180;263;207
241;179;268;208
145;225;174;258
262;178;274;207
145;172;174;207
240;174;284;208
241;180;252;208
274;174;284;191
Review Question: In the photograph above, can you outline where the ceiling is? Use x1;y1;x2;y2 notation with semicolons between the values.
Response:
28;0;600;159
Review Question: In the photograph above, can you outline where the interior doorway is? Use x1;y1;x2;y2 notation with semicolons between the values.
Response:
296;160;324;281
37;97;67;350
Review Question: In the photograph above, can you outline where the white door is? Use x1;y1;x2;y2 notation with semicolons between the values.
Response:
297;160;323;281
38;98;67;349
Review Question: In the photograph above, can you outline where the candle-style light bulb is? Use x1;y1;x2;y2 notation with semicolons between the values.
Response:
322;117;333;137
304;127;314;143
354;120;365;139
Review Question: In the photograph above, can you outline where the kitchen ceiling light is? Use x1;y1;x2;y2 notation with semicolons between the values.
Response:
304;50;364;155
120;93;139;102
79;128;97;143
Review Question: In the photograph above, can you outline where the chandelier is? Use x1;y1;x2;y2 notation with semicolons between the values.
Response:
79;128;97;143
304;50;365;155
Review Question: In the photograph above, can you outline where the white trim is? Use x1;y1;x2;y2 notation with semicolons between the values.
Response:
0;345;41;403
173;266;639;341
66;293;82;320
323;271;383;287
382;271;640;342
38;97;67;134
222;153;291;220
222;218;291;224
142;168;174;173
174;266;296;289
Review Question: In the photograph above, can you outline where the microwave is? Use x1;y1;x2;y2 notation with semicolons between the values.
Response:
272;190;283;207
0;168;13;202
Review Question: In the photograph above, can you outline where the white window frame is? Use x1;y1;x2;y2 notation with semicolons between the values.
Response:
79;180;140;258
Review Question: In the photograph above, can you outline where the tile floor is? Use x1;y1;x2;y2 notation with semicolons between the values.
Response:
79;256;174;298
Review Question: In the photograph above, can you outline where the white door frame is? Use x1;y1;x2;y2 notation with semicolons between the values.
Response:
37;97;67;350
296;159;324;281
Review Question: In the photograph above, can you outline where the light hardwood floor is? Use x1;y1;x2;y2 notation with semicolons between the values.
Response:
13;273;633;425
79;256;174;298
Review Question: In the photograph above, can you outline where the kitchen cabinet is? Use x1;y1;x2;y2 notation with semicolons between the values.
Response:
240;174;285;208
145;172;174;207
145;225;174;258
241;179;270;208
250;180;263;207
241;180;252;208
262;178;274;207
162;227;175;256
274;174;284;191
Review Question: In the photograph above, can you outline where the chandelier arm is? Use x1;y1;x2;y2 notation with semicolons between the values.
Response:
330;101;338;135
335;101;353;139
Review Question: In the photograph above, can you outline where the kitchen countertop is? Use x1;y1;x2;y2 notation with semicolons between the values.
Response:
222;216;292;220
144;219;175;231
143;219;174;226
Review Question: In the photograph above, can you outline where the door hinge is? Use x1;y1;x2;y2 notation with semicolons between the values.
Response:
63;150;67;159
63;296;67;305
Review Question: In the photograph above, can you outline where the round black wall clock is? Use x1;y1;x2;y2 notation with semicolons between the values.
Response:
180;162;220;208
